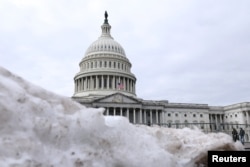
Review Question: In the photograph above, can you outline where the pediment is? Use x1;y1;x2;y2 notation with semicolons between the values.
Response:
94;93;140;104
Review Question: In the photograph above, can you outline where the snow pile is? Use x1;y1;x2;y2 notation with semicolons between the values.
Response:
0;66;244;167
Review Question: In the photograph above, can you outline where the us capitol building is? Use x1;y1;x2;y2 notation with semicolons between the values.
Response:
72;12;249;140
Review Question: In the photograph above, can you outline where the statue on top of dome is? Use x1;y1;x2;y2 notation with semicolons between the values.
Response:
104;11;108;24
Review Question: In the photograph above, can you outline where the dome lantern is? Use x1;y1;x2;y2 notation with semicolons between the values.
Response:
100;11;113;39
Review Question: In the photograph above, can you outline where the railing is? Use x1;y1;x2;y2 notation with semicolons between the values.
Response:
142;123;250;142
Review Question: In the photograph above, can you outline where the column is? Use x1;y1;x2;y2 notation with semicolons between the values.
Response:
246;111;250;125
84;78;87;90
220;114;223;124
101;75;104;89
107;75;110;89
131;80;133;92
93;75;96;89
126;78;128;91
139;109;142;124
79;79;81;91
87;77;89;90
90;77;92;90
144;110;146;124
82;78;85;90
95;75;98;89
85;77;88;89
132;81;134;93
126;108;129;119
74;80;77;92
89;77;91;89
120;107;123;116
150;110;153;125
162;112;164;124
133;108;136;123
78;79;80;92
156;110;159;124
163;111;166;124
107;107;109;116
124;78;127;91
112;76;115;90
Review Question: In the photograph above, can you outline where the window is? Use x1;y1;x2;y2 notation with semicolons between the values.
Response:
168;113;171;117
200;114;203;118
200;121;205;129
175;120;180;128
175;113;178;117
184;120;188;127
184;114;187;117
193;114;196;117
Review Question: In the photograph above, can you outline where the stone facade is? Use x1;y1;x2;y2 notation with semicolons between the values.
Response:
72;12;250;141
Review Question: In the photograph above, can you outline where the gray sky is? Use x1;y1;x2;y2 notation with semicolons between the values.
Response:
1;0;250;106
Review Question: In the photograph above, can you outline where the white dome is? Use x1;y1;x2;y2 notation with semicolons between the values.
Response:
85;37;126;56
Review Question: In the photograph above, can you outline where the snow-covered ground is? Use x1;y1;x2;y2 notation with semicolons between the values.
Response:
0;66;244;167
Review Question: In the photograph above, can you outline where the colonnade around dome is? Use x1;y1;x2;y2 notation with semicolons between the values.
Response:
74;75;136;94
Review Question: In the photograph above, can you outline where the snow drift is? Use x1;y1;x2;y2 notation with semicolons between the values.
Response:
0;66;244;167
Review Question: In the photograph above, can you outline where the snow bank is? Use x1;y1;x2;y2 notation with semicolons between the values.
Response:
0;66;244;167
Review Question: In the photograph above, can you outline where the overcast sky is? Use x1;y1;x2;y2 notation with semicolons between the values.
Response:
1;0;250;106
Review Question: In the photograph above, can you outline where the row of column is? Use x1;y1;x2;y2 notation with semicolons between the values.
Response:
209;114;224;130
103;107;162;125
75;75;135;93
209;114;224;124
82;59;128;72
243;110;250;125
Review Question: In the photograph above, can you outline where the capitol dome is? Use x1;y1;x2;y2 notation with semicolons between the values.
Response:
85;36;126;57
73;11;137;99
